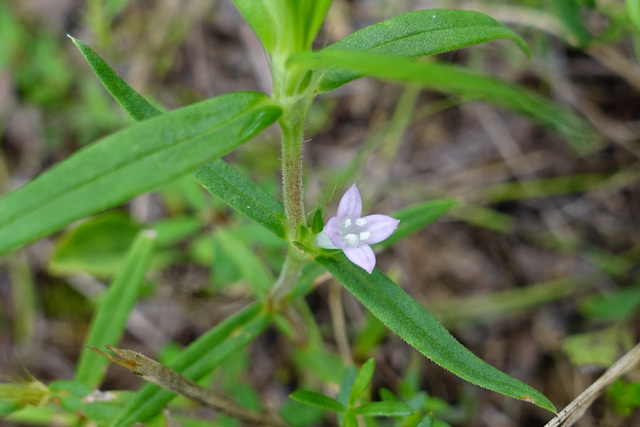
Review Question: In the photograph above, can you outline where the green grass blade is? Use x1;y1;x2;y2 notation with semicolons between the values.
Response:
377;198;458;249
75;230;156;387
192;160;287;239
111;303;270;426
0;91;282;255
320;9;531;91
315;254;556;413
215;227;275;296
291;50;594;147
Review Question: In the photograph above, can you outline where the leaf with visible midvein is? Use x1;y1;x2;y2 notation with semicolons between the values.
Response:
315;254;556;413
192;160;287;239
72;37;288;239
0;91;282;256
319;9;531;92
112;303;271;426
290;50;593;145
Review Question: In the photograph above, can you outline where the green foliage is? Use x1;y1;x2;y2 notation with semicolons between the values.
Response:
0;91;282;255
319;9;531;91
74;230;156;387
608;379;640;416
48;212;140;278
112;304;270;426
315;254;556;413
562;326;635;367
290;50;594;148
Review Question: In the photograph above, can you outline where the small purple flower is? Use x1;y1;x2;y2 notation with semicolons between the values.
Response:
316;184;400;274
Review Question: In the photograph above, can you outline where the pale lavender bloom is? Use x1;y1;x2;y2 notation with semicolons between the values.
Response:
316;184;400;273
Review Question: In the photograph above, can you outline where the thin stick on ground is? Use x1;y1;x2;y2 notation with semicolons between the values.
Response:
544;341;640;427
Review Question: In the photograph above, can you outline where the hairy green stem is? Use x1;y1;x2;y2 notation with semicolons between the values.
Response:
269;248;305;303
279;97;312;237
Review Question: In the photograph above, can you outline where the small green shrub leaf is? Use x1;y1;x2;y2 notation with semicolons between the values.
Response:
319;9;530;91
192;160;287;239
0;91;281;255
290;391;345;413
291;50;594;149
315;254;556;413
349;358;375;406
231;0;278;53
353;401;415;417
377;198;458;249
112;304;270;426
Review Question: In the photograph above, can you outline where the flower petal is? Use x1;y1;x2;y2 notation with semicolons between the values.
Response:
322;217;344;248
316;232;337;249
343;244;376;273
359;214;400;245
337;184;362;220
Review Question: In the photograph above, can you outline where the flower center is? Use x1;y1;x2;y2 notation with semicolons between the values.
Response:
340;217;369;247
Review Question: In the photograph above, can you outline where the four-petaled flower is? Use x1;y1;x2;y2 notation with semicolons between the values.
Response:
316;184;400;273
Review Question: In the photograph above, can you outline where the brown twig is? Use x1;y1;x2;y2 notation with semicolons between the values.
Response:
91;345;288;427
544;341;640;427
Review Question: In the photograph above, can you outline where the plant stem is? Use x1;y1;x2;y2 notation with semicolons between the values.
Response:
269;248;305;303
279;96;312;238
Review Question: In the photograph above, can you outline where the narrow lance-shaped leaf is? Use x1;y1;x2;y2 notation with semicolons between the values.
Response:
376;198;458;250
315;254;556;413
112;303;271;426
231;0;278;53
0;91;282;255
192;160;287;238
75;229;156;388
289;391;346;413
290;50;594;147
70;36;161;121
71;37;288;239
319;9;531;92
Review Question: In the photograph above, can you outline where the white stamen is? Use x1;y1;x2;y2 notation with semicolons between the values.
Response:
356;218;367;226
359;231;370;241
344;218;352;227
343;233;359;247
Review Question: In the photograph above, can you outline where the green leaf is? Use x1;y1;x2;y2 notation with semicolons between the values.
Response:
319;9;531;92
562;326;634;368
353;401;415;417
290;50;594;147
315;254;556;413
0;91;282;256
554;0;591;47
48;212;140;278
304;0;334;49
628;0;640;33
579;286;640;322
112;303;270;426
311;208;324;235
231;0;278;53
192;160;287;239
69;36;161;121
289;391;345;413
349;358;375;406
75;230;156;387
71;37;288;239
214;227;275;296
378;198;458;249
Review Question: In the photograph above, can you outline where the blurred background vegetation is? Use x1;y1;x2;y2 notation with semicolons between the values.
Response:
1;0;639;426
